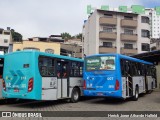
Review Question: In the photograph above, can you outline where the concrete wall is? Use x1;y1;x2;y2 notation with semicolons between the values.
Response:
83;10;99;56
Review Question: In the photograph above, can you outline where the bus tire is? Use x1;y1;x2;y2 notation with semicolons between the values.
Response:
133;86;139;101
71;88;80;103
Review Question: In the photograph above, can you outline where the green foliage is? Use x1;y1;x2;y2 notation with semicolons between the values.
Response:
61;32;72;40
75;33;82;39
11;29;23;42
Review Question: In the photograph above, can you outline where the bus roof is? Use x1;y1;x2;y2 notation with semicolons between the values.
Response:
85;53;153;65
5;51;83;62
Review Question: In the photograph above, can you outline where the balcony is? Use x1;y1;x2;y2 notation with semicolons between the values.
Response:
99;17;117;25
99;46;117;53
121;34;138;41
99;32;117;40
121;19;137;27
121;48;137;54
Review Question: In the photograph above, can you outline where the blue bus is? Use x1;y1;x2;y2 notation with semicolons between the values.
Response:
83;54;156;100
2;51;83;102
0;55;4;99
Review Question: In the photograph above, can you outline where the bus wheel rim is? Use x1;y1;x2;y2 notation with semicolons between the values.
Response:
74;91;79;100
136;90;138;98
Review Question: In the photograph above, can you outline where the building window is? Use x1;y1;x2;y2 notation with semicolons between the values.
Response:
141;43;150;51
45;49;54;54
3;32;10;35
4;39;8;43
103;27;112;32
124;29;134;35
124;43;133;49
103;25;116;33
141;30;150;38
141;16;149;24
124;16;133;20
103;42;112;48
23;47;40;51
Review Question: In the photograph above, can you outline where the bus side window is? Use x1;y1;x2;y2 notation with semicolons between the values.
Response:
48;58;55;76
39;57;55;77
136;62;141;76
57;63;61;77
120;59;125;76
131;62;136;76
141;64;145;76
70;62;82;77
146;65;151;76
80;63;83;76
62;63;67;78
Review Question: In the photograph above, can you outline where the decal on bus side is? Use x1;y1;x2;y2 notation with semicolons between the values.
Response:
107;77;113;80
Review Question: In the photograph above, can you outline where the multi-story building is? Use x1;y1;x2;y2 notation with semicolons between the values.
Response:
145;8;160;39
82;9;151;57
61;39;82;58
0;27;12;54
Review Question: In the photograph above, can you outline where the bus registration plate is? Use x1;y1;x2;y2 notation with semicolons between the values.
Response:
97;92;103;96
14;88;19;92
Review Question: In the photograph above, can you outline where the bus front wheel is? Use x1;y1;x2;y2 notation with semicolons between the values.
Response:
132;86;139;101
71;88;80;103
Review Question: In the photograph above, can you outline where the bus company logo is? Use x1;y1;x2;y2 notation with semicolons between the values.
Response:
2;112;11;117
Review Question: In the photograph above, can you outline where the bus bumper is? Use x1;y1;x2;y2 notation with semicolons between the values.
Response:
83;90;122;98
2;92;41;100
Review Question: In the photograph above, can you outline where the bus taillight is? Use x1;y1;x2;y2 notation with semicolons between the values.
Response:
2;79;6;91
83;80;86;89
28;78;33;92
115;80;120;90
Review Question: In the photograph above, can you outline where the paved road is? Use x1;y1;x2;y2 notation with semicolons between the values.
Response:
0;91;160;120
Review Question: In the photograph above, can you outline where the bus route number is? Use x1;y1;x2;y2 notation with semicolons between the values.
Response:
107;77;113;81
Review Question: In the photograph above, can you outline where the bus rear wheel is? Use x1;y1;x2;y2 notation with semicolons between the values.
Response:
132;86;139;101
71;88;80;103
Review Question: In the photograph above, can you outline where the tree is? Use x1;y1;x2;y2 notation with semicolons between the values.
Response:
61;32;72;40
11;29;23;42
75;33;82;40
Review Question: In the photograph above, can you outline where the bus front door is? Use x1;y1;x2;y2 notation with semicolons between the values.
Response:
57;61;69;98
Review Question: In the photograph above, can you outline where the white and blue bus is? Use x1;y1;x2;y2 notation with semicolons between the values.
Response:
83;54;156;101
2;51;83;102
0;55;4;99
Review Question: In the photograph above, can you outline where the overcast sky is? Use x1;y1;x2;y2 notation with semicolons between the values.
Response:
0;0;160;39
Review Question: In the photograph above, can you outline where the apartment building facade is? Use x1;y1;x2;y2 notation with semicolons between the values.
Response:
0;28;12;54
145;8;160;39
82;9;150;57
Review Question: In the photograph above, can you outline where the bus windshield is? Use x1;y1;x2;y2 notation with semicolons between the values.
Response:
85;56;115;71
